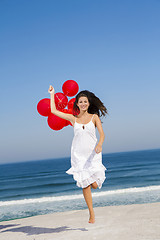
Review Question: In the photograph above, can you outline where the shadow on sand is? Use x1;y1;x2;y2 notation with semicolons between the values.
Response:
0;224;19;230
1;225;88;235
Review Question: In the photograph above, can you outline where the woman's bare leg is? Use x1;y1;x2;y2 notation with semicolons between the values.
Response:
83;185;95;223
91;181;98;189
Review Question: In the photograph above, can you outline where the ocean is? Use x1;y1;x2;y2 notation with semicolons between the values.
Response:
0;149;160;222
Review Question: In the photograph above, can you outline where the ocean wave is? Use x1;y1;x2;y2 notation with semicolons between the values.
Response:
0;185;160;207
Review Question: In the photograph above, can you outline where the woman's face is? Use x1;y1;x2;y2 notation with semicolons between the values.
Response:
77;96;90;111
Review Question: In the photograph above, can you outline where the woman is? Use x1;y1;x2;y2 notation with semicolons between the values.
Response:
48;85;107;223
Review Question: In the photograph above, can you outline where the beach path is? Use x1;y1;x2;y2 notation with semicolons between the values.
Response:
0;202;160;240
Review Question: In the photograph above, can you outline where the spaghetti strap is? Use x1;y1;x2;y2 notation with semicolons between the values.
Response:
74;114;94;125
91;114;95;121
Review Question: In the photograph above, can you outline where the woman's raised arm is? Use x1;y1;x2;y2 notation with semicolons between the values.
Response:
48;85;75;125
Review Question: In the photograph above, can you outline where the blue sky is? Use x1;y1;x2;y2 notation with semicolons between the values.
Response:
0;0;160;163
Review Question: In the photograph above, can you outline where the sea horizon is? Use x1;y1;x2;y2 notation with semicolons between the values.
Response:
1;147;159;165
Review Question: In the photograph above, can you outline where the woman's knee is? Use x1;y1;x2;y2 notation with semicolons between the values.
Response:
91;182;98;189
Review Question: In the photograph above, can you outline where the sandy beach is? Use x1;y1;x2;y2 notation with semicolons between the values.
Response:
0;202;160;240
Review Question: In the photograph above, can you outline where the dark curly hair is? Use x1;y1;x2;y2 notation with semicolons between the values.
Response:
73;90;108;117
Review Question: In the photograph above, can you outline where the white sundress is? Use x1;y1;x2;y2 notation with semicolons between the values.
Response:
66;114;106;189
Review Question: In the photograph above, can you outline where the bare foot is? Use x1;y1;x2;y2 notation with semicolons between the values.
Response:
88;216;95;224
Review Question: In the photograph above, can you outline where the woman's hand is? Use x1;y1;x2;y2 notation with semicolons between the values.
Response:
95;144;102;154
48;85;55;94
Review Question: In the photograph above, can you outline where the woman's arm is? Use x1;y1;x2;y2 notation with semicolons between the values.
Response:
48;85;75;125
94;114;105;153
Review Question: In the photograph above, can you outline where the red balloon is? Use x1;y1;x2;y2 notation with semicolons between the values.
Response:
61;109;73;126
67;99;80;116
73;108;80;116
37;98;51;117
62;80;79;97
67;108;73;114
47;113;66;131
67;97;79;116
68;98;75;110
54;92;68;110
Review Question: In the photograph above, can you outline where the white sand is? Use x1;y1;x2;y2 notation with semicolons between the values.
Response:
0;202;160;240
